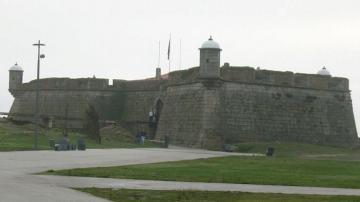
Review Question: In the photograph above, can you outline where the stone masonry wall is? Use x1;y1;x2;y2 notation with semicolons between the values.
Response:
156;80;357;148
156;83;205;147
9;88;161;129
219;82;358;146
8;68;357;147
9;90;113;128
9;78;162;129
122;91;161;123
221;66;349;91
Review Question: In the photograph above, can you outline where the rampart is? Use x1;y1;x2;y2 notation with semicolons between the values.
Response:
161;66;349;92
8;37;357;148
7;66;357;147
156;78;357;148
8;77;163;129
220;66;349;91
18;78;110;91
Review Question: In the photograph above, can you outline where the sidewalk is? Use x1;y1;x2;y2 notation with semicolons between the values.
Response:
38;175;360;196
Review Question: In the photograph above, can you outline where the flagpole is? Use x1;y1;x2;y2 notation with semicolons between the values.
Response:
168;34;171;73
158;41;160;68
179;38;182;70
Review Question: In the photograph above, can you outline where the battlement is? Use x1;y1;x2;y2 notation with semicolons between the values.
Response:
13;66;349;93
221;66;349;91
18;78;109;91
13;76;163;92
113;79;162;91
167;66;200;84
159;66;349;91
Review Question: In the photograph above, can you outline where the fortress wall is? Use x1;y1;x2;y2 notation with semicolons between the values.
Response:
329;77;349;90
20;78;109;90
10;77;162;130
197;84;223;149
156;78;357;149
156;83;205;147
254;70;295;86
113;79;126;89
110;80;163;127
9;90;113;128
10;88;161;130
293;73;310;88
220;67;349;91
167;67;200;84
113;79;161;91
219;82;358;146
8;70;356;147
125;80;161;91
221;67;255;82
122;90;161;123
271;71;294;86
308;75;329;89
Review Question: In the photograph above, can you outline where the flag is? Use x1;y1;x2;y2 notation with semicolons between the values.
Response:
167;36;171;60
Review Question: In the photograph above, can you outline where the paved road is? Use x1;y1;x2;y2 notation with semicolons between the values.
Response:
0;148;245;202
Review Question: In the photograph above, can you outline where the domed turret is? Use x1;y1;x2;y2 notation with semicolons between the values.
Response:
200;36;221;49
9;63;23;71
9;63;24;94
199;36;222;78
317;67;331;76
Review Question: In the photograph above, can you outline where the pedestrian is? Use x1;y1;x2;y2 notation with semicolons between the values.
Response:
136;132;141;144
140;131;146;145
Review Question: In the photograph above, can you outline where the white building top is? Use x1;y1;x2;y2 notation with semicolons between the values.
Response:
317;67;331;76
9;63;23;71
200;36;221;49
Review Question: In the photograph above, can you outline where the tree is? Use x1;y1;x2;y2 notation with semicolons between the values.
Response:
84;105;101;144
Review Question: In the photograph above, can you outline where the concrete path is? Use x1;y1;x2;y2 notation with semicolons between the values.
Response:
38;175;360;196
0;148;248;202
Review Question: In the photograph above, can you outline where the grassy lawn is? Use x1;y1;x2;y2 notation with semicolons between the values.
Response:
77;188;360;202
0;121;159;151
234;141;357;158
46;154;360;189
41;137;360;201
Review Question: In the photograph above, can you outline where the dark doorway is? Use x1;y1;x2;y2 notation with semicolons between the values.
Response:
155;99;164;124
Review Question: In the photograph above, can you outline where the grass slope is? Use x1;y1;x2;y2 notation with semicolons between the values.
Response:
0;121;158;151
234;142;355;157
77;188;360;202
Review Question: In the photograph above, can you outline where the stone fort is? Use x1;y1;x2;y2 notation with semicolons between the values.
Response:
8;37;358;148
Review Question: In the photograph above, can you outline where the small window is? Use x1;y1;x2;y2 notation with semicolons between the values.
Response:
206;59;209;63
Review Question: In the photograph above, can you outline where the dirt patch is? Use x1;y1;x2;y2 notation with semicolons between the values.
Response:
100;124;134;143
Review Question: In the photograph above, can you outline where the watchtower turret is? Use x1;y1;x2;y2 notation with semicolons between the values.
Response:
9;63;23;95
199;36;222;78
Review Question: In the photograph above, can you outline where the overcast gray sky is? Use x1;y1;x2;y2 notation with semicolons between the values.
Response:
1;0;359;134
